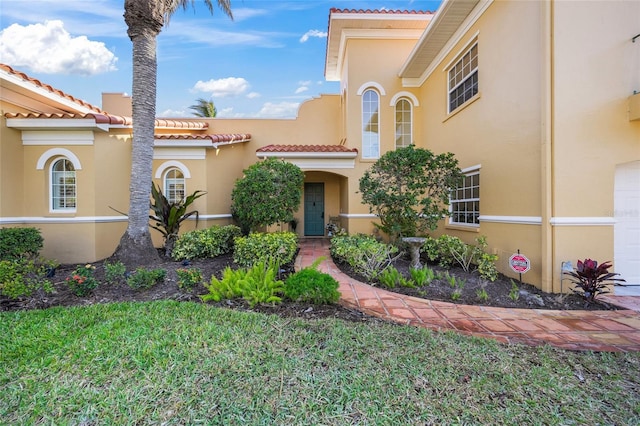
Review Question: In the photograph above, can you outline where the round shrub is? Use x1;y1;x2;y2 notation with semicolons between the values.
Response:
284;268;340;304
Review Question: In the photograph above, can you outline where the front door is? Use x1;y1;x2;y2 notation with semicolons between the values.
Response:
304;183;324;236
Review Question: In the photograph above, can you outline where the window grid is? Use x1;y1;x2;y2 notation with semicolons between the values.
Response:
362;89;380;159
395;98;412;148
450;171;479;225
51;159;76;211
164;169;185;203
448;43;478;113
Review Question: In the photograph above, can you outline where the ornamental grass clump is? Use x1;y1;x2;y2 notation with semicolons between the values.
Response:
565;259;625;303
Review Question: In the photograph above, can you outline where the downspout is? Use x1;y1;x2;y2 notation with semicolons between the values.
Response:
541;0;555;293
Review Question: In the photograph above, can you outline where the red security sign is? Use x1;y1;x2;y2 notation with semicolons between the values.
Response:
509;253;531;274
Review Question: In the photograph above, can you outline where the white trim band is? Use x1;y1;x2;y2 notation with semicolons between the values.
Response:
0;216;129;224
479;216;542;225
550;217;616;226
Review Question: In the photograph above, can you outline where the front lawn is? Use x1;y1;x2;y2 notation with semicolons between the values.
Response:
2;301;639;425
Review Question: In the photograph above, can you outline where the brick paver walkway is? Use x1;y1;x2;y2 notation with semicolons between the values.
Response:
295;238;640;352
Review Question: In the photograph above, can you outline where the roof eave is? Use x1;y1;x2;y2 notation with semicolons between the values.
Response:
6;117;110;132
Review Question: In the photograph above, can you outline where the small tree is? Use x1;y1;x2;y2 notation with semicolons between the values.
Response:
231;158;304;233
359;145;463;241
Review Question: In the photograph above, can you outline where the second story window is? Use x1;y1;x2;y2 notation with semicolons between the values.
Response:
362;89;380;159
448;42;478;113
395;98;412;148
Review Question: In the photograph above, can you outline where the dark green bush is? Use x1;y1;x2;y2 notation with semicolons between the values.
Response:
126;268;166;290
172;225;241;260
330;234;400;281
0;227;44;261
284;268;340;304
233;232;298;268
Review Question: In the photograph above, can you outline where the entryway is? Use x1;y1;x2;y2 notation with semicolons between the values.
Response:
304;183;324;236
614;161;640;295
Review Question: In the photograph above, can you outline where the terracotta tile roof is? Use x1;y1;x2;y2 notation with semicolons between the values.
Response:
1;63;104;113
329;8;434;15
257;144;358;153
4;112;210;130
155;134;251;144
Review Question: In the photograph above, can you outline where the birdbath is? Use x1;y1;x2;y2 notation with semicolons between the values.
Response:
402;237;426;269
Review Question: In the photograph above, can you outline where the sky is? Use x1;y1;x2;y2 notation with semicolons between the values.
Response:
0;0;442;119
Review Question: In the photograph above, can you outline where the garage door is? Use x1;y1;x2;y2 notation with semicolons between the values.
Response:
614;161;640;295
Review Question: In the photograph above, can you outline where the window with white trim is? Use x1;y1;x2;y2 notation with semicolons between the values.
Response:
164;168;185;203
450;168;479;225
395;98;412;148
448;42;478;113
51;158;76;211
362;89;380;159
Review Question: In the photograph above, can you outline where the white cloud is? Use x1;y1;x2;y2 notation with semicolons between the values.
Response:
295;86;309;94
299;29;327;43
217;107;246;118
192;77;250;97
0;20;117;75
159;108;189;118
257;101;300;118
246;92;261;99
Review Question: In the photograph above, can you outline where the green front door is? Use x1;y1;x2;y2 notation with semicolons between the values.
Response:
304;183;324;236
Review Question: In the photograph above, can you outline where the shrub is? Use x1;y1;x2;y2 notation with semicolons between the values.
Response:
0;259;54;299
330;234;401;281
201;261;284;307
104;261;126;284
66;264;98;296
422;235;499;281
176;268;203;290
565;259;625;303
284;268;340;304
231;158;304;233
0;227;44;261
172;225;241;261
233;232;298;268
127;268;166;290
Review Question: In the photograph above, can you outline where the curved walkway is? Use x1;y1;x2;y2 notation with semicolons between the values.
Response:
295;238;640;352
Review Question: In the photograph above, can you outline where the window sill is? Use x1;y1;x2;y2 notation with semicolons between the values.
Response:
443;92;481;123
445;222;480;233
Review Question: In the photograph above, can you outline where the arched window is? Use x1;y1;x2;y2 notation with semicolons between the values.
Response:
395;98;412;148
51;158;76;211
362;89;380;159
164;168;185;203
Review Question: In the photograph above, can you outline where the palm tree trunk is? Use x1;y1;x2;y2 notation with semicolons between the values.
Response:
113;21;160;266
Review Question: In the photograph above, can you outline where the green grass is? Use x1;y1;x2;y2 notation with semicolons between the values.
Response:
1;301;639;425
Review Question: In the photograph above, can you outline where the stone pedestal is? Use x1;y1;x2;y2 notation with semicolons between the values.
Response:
402;237;426;269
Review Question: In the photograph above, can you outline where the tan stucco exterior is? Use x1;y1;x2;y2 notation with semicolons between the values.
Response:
1;0;638;293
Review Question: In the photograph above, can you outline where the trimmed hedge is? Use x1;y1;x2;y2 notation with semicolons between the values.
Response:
233;232;298;268
0;227;43;261
172;225;241;260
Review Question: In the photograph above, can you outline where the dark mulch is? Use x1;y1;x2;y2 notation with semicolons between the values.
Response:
1;249;620;317
334;254;620;311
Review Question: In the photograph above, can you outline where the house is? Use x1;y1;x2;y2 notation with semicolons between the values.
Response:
1;0;638;294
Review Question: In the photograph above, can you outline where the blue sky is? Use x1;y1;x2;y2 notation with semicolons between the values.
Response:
1;0;442;118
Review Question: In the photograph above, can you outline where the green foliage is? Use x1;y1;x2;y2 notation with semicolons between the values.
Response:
284;268;341;304
127;268;166;290
172;225;241;261
509;280;520;301
358;145;463;241
422;235;499;281
410;266;435;287
104;261;126;285
149;182;206;257
378;266;415;289
442;271;465;301
66;264;98;296
476;287;489;302
330;234;401;281
0;259;54;299
201;262;284;307
231;158;304;233
0;227;44;261
233;231;298;268
176;268;203;290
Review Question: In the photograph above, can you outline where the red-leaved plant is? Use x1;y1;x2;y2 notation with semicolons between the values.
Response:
565;259;625;303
